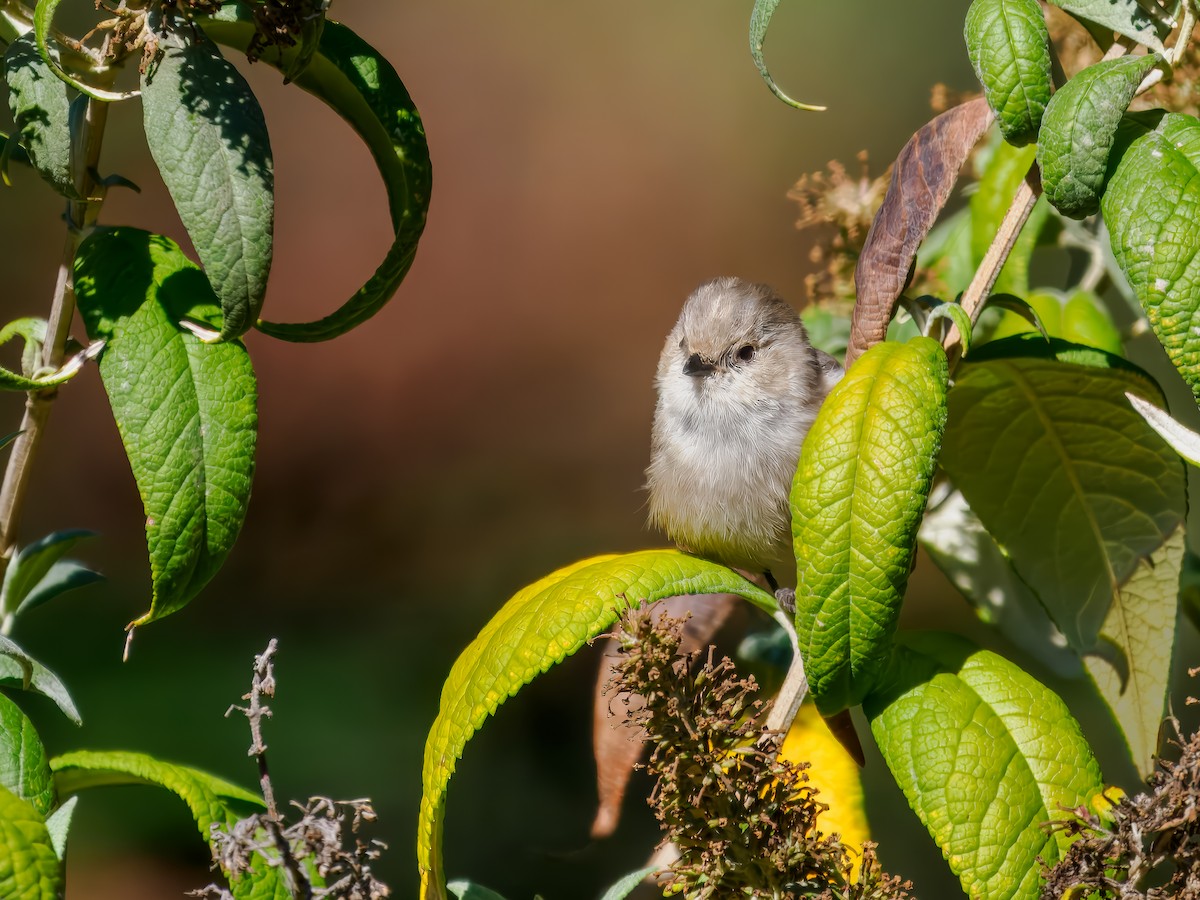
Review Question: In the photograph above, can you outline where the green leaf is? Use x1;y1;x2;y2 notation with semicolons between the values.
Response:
864;632;1105;900
598;867;657;900
1046;0;1169;52
971;140;1051;296
417;550;777;900
923;303;974;356
1062;289;1123;355
75;227;257;626
1127;390;1200;466
1038;54;1163;219
0;785;61;900
14;560;103;619
0;636;80;725
32;0;136;101
42;795;75;860
964;0;1051;145
916;205;976;299
0;691;53;816
447;882;510;900
3;32;75;197
141;30;274;341
940;339;1185;774
748;0;825;111
2;529;94;618
201;6;431;341
0;317;96;391
791;337;949;715
51;750;262;834
1103;110;1200;402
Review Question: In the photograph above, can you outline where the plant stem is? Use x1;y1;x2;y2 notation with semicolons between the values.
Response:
0;97;108;612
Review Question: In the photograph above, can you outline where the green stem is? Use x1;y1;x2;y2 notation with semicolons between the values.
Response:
0;97;108;630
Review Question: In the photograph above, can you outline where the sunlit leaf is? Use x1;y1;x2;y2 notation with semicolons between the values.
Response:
3;32;75;196
0;691;53;816
0;636;79;725
964;0;1051;145
0;785;60;900
748;0;825;111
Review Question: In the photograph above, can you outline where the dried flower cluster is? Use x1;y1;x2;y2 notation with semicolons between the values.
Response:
245;0;326;62
788;152;889;310
1041;701;1200;898
610;608;913;899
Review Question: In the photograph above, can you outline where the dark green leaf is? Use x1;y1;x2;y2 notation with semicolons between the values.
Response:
792;337;949;714
3;32;75;197
1038;54;1163;218
14;560;103;618
0;785;61;900
0;636;80;725
865;633;1105;900
75;227;257;626
1046;0;1169;52
141;31;274;341
940;340;1184;774
201;7;431;341
748;0;825;111
2;528;95;618
0;691;53;816
1103;110;1200;401
964;0;1051;145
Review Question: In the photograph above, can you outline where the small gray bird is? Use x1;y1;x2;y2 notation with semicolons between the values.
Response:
646;277;843;579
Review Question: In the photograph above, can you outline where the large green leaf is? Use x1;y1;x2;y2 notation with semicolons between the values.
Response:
864;632;1105;900
964;0;1051;146
0;785;60;900
0;691;53;816
791;337;949;715
75;227;257;626
1103;111;1200;402
3;32;74;197
417;550;777;900
1046;0;1169;52
1037;54;1162;219
142;29;274;341
201;6;431;341
940;337;1184;774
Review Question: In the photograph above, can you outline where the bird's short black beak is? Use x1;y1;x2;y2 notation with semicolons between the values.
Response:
682;353;716;377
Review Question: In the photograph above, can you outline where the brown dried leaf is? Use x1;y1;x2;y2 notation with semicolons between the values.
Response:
589;593;742;839
847;97;993;367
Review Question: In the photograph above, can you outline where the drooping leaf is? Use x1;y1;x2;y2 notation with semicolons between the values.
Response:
1046;0;1169;52
748;0;825;111
865;632;1105;900
201;6;431;341
792;337;949;715
1038;54;1163;219
1103;110;1200;401
417;550;777;900
989;289;1123;354
141;29;274;341
3;32;75;197
849;99;993;366
0;635;80;725
0;691;53;816
964;0;1051;145
1;529;94;618
0;785;61;900
598;867;658;900
75;227;257;626
940;336;1184;774
0;317;96;391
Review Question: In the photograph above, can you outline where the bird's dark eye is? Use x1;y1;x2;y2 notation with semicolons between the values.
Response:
736;344;756;363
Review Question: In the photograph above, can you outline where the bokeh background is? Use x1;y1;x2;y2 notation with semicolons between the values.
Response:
2;2;1195;898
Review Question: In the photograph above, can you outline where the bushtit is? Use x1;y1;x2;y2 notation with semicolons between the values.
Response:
646;277;843;581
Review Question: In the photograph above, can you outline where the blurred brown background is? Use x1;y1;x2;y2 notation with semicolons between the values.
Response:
2;2;1182;898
